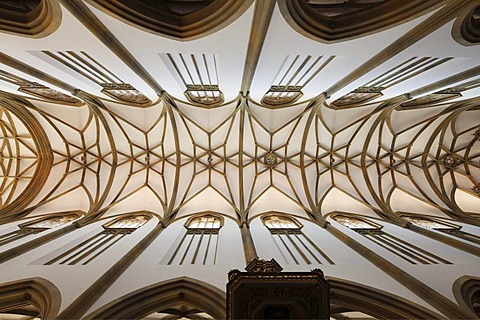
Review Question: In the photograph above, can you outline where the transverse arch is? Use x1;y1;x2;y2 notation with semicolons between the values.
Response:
84;276;226;319
0;277;61;319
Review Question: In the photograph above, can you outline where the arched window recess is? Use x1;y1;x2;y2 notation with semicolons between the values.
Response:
0;211;82;248
263;214;303;234
400;213;480;246
262;213;334;265
43;213;151;265
331;213;451;265
102;213;152;234
163;213;223;265
186;214;223;233
160;53;224;107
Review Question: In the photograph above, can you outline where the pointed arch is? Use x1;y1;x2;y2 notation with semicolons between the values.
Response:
329;277;445;319
278;0;444;43
85;0;254;40
0;277;61;319
452;3;480;46
453;276;480;318
84;277;226;319
0;0;62;38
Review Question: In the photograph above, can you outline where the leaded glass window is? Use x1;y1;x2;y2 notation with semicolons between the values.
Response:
44;214;151;265
262;214;333;265
333;214;451;265
0;213;80;248
164;214;222;265
404;215;480;245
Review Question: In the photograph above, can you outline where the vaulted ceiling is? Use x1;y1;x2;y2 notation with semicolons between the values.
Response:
0;0;479;229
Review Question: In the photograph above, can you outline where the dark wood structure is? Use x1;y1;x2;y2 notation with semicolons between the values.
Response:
226;259;330;319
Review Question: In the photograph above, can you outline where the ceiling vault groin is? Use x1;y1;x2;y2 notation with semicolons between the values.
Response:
0;83;478;228
0;0;478;243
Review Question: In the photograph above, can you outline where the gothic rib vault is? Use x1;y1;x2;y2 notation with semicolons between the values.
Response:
0;0;480;319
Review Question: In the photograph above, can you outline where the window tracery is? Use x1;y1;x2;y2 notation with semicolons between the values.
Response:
162;53;223;106
399;78;480;109
261;55;334;107
0;213;80;247
43;214;151;265
332;215;452;265
403;215;480;246
331;215;377;230
164;214;222;265
38;51;150;105
103;214;151;230
262;215;333;265
332;57;453;108
0;69;82;105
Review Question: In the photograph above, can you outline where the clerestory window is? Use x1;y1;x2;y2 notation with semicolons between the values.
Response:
44;214;151;265
165;214;222;265
403;215;480;246
263;214;333;265
0;213;80;248
332;214;451;265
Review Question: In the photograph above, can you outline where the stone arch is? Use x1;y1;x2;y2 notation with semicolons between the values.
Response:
453;275;480;318
0;277;61;319
278;0;443;43
85;277;226;319
0;0;61;38
452;3;480;46
85;0;254;40
0;94;53;222
329;277;445;319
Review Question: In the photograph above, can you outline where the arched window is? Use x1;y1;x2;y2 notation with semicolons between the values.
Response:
103;214;151;231
262;214;333;265
161;53;224;107
330;215;377;230
260;55;334;108
331;57;452;108
164;214;223;265
403;215;480;246
37;51;150;105
0;213;80;247
44;213;151;265
264;215;302;231
332;214;451;265
187;215;222;230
